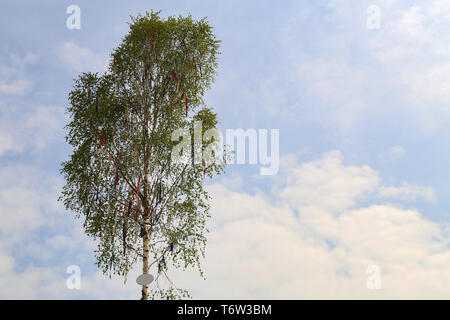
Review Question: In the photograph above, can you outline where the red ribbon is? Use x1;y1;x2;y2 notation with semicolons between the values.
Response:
149;33;157;53
203;164;213;178
98;129;107;150
172;70;179;83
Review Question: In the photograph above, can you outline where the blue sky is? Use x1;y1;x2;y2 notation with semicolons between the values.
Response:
1;0;450;299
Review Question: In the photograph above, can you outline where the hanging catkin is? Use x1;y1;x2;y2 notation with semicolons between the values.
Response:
115;158;119;186
191;141;195;167
122;220;127;255
110;252;114;278
136;174;141;220
167;186;176;227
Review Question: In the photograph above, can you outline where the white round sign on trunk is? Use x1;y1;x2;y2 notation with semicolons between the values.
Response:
136;273;154;285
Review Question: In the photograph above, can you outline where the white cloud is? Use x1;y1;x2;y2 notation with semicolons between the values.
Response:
0;134;18;155
169;150;449;299
278;150;380;212
0;104;65;156
379;182;436;203
1;149;447;299
0;80;31;95
0;243;138;299
0;51;37;72
0;162;140;299
367;1;450;130
0;52;36;96
276;1;450;132
295;59;368;129
0;165;61;245
379;145;406;163
57;42;108;74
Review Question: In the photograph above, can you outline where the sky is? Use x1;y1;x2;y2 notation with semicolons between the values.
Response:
1;0;450;299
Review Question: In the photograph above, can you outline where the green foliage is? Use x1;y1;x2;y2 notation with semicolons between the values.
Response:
59;11;224;299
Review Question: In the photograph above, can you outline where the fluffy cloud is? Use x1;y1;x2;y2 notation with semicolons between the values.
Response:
295;59;369;129
1;150;448;299
170;151;450;299
3;1;450;298
277;1;450;132
0;163;140;299
369;3;450;107
0;104;65;156
379;182;436;203
57;42;108;74
0;80;31;95
379;145;406;163
0;243;138;299
0;52;36;96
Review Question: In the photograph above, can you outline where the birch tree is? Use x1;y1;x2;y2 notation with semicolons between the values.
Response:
59;11;224;300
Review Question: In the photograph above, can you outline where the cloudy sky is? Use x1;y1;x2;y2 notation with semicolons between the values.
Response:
1;0;450;299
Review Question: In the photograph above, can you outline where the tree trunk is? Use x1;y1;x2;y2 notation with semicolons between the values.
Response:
141;88;151;300
141;218;150;300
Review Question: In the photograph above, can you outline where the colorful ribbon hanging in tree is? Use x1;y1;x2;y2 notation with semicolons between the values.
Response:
203;164;213;179
191;142;195;167
172;70;179;83
122;220;127;255
135;174;141;220
98;129;108;151
184;93;188;116
149;33;157;53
